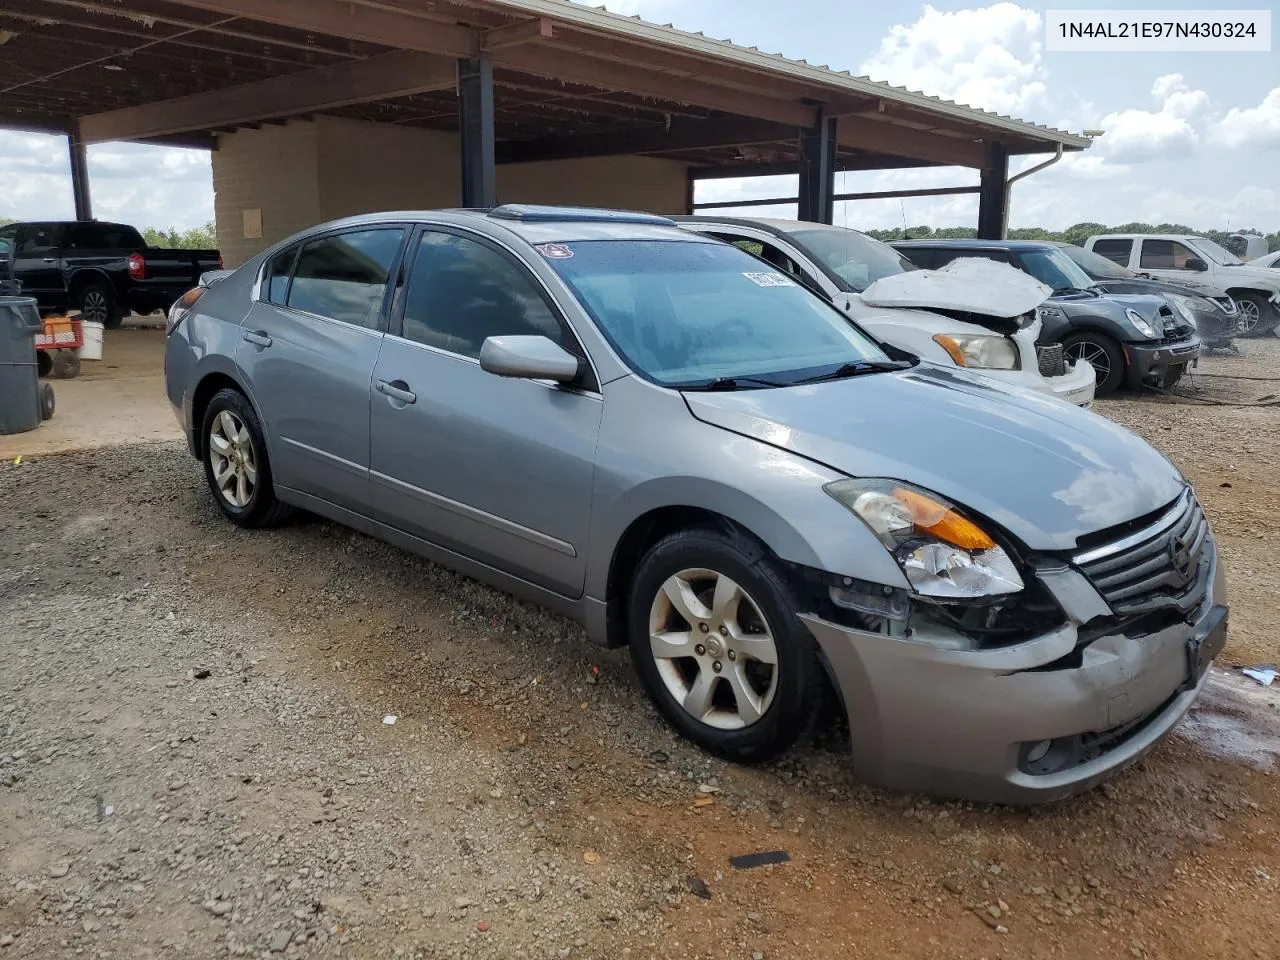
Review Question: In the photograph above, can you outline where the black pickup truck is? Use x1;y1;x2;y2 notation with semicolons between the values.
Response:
0;220;221;328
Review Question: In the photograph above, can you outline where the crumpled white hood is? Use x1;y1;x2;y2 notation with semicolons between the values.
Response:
860;257;1051;319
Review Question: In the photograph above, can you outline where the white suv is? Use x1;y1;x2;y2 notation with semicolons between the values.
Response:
1086;233;1280;337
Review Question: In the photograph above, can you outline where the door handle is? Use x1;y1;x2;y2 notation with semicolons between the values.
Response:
42;258;56;263
242;330;272;347
375;379;417;405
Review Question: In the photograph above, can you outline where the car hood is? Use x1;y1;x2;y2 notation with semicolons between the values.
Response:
859;257;1050;319
682;364;1184;552
1215;265;1280;291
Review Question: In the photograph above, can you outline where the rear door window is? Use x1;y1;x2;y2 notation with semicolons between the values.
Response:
1090;238;1132;266
286;228;405;330
65;223;144;249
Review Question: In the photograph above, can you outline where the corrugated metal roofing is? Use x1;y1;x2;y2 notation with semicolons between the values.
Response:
491;0;1091;150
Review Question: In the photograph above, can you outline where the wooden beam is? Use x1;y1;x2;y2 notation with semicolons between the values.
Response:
171;0;477;58
837;116;985;168
483;17;555;51
493;45;816;128
79;49;456;143
497;117;797;164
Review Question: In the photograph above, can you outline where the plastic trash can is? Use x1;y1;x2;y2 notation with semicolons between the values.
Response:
0;296;45;435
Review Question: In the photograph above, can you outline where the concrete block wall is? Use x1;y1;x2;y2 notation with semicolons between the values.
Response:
213;115;689;267
211;122;320;268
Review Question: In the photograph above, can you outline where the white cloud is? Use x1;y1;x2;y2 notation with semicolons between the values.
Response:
859;3;1046;115
0;131;213;230
1216;88;1280;149
1095;73;1211;163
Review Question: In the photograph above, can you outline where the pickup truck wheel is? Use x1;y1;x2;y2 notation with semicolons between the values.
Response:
1063;333;1125;398
78;283;118;328
627;527;822;764
1235;293;1278;337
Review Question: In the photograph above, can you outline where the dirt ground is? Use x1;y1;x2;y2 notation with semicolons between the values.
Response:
2;338;1279;960
0;320;179;461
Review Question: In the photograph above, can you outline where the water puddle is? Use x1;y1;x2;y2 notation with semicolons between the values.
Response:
1176;667;1280;770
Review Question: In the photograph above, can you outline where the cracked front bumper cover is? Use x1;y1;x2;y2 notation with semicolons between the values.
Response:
1126;336;1202;387
800;542;1227;805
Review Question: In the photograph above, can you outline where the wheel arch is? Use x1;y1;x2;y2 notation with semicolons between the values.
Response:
190;368;267;461
67;269;116;300
593;476;905;648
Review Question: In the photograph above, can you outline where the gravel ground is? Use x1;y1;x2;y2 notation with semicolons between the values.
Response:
2;339;1279;960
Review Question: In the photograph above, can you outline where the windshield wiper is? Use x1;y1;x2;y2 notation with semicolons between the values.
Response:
681;375;788;391
792;359;913;385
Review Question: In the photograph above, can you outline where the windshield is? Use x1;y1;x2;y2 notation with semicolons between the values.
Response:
543;239;890;388
787;228;916;292
1187;236;1243;266
1058;244;1134;280
1016;247;1096;292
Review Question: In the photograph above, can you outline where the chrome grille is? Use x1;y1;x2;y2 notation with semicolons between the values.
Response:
1074;492;1210;615
1036;343;1066;378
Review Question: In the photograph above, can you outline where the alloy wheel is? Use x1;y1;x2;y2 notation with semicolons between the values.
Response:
81;290;109;324
1064;341;1110;384
647;568;779;730
1236;298;1260;333
208;409;257;508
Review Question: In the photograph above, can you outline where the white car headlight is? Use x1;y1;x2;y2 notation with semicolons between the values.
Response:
931;334;1020;370
1124;308;1158;339
824;479;1024;599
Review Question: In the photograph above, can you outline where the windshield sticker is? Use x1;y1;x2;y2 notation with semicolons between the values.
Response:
743;272;795;288
535;243;574;260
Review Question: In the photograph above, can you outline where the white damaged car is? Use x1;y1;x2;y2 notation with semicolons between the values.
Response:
677;217;1096;407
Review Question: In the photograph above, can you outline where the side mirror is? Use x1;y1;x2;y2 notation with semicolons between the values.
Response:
479;335;580;382
1184;257;1208;272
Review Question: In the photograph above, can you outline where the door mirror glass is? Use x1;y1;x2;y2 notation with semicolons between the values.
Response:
1184;257;1208;271
479;335;581;382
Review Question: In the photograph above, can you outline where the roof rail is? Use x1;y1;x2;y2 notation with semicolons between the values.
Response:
487;204;675;225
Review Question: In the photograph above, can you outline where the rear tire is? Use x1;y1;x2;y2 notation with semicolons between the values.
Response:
627;526;822;764
1063;332;1126;398
200;387;294;528
78;282;118;328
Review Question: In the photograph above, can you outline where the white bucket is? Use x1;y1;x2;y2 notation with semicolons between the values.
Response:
79;320;104;361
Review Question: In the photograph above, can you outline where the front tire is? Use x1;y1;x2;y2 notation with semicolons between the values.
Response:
1235;293;1278;338
200;388;293;528
1063;332;1126;398
627;527;822;764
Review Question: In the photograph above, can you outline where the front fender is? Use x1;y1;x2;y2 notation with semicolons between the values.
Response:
584;377;909;601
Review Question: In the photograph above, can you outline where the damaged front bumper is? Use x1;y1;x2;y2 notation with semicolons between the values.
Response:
1126;335;1202;388
800;541;1227;805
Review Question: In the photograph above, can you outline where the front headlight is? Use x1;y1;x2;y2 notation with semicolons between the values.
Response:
931;334;1020;370
1124;307;1158;338
1165;294;1201;329
824;479;1024;598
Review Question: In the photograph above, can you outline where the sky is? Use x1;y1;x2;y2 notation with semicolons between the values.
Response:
2;0;1277;234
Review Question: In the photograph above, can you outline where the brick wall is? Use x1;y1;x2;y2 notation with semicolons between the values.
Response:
212;115;689;267
211;122;321;268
